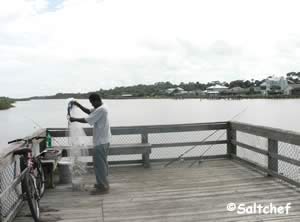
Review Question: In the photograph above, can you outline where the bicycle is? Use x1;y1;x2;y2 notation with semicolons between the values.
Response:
8;136;46;221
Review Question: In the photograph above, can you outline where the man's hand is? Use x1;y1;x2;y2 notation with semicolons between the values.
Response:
71;100;79;107
69;117;76;122
69;117;87;123
71;101;91;115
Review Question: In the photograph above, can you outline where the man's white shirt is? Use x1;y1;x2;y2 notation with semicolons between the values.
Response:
85;104;111;146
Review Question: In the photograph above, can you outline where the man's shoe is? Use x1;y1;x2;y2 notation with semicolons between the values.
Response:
90;188;109;195
94;184;110;190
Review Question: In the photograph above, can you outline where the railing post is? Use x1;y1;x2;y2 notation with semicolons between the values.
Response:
227;122;236;158
141;131;148;144
268;138;278;175
141;130;150;168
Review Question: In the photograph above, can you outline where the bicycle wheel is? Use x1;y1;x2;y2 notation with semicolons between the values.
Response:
24;172;40;221
35;158;45;197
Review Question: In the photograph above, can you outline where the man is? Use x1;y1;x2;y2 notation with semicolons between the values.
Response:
69;93;111;195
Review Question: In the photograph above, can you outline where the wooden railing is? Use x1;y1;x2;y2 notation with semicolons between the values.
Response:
49;121;300;187
228;121;300;187
48;122;229;163
1;121;300;221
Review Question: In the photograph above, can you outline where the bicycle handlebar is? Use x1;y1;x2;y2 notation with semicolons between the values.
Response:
8;136;46;144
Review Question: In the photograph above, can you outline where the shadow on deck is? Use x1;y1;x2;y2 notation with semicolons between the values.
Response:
14;159;300;222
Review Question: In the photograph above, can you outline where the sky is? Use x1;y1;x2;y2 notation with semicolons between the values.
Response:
1;0;300;98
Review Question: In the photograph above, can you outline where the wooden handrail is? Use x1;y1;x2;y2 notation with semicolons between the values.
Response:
231;121;300;146
228;121;300;187
47;122;228;137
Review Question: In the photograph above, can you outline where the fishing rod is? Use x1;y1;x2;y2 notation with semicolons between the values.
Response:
188;107;248;167
24;115;65;148
24;98;77;147
164;106;248;168
188;131;226;168
164;129;220;167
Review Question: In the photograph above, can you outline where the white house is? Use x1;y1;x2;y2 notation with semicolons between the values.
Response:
206;84;228;93
204;90;219;95
121;94;133;97
261;76;288;95
166;87;185;94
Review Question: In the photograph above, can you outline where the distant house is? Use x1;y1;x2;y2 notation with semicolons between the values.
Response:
206;84;228;93
260;76;288;95
121;94;133;97
284;84;300;95
204;90;219;95
251;86;263;94
192;89;205;96
227;87;249;94
166;87;186;95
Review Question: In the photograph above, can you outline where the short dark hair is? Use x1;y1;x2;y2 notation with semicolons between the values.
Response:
89;93;102;103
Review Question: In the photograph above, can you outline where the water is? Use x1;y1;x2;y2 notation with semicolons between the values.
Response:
1;98;300;150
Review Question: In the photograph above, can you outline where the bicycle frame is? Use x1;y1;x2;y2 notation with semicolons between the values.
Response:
10;136;46;222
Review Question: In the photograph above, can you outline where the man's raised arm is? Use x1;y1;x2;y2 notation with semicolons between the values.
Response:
73;101;91;114
69;117;87;123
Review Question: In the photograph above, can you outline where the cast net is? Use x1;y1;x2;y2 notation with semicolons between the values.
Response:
66;99;91;185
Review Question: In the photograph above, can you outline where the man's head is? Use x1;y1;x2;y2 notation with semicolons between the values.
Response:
89;93;102;108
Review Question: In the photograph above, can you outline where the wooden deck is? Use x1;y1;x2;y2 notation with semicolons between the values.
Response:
15;159;300;222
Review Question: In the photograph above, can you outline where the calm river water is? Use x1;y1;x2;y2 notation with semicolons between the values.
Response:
1;98;300;149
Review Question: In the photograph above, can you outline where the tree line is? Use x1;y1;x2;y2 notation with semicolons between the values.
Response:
12;72;300;100
0;97;15;110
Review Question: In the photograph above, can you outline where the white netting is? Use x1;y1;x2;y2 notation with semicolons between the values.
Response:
67;99;91;178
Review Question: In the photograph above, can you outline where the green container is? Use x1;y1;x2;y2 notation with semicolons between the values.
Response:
47;132;52;148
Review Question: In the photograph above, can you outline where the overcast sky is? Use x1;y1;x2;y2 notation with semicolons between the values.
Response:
1;0;300;98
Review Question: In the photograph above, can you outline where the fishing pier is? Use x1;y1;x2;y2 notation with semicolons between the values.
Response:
1;121;300;221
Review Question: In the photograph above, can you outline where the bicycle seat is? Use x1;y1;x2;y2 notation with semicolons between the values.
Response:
13;148;32;156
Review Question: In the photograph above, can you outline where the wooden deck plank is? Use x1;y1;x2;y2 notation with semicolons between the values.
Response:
15;159;300;222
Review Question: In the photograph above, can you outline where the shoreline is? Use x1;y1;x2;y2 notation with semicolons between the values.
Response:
0;99;15;110
12;94;300;101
